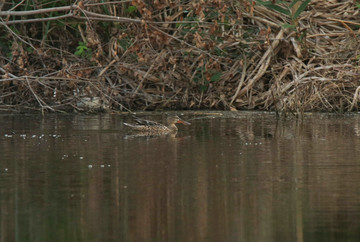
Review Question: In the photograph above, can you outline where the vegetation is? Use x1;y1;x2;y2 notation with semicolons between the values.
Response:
0;0;359;113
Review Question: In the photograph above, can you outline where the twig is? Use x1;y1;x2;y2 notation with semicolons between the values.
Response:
0;67;18;78
25;76;55;112
236;28;284;98
230;59;247;105
0;5;76;16
2;13;74;25
349;86;360;111
9;0;26;11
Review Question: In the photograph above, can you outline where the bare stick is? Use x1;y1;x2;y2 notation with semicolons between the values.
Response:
230;59;247;105
235;28;284;98
25;77;55;112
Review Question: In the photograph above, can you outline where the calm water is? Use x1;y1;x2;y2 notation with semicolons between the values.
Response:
1;111;360;242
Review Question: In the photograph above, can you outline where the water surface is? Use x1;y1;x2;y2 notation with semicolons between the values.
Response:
1;111;360;241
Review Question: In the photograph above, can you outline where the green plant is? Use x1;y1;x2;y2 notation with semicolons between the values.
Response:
256;0;311;30
193;66;222;92
210;72;222;82
74;41;92;59
127;6;137;14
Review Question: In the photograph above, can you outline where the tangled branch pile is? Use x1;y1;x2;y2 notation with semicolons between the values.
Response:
0;0;359;113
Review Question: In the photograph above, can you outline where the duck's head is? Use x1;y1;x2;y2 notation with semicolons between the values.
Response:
167;115;191;126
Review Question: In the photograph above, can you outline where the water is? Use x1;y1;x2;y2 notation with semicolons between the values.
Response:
1;112;360;242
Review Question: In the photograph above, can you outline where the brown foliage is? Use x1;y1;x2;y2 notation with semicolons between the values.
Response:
0;0;359;113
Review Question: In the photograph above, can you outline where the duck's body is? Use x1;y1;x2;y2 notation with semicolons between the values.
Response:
124;115;190;135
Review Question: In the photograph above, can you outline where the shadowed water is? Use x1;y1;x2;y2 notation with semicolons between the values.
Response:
1;112;360;242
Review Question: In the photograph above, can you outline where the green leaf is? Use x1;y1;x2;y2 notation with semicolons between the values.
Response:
75;42;88;56
268;4;291;16
289;0;301;8
282;23;296;30
119;39;130;50
26;46;34;53
256;0;291;16
199;85;208;91
292;0;311;20
127;6;137;14
210;72;222;82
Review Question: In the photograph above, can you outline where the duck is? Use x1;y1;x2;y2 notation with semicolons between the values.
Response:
124;115;191;134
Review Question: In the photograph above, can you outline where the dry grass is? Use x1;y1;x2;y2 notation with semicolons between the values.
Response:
0;0;359;113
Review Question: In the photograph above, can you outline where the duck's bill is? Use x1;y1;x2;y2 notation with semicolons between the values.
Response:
177;119;191;125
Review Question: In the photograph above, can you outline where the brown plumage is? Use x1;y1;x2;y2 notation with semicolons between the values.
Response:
124;115;191;134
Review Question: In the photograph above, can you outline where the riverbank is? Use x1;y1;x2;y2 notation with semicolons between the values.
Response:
0;1;359;113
